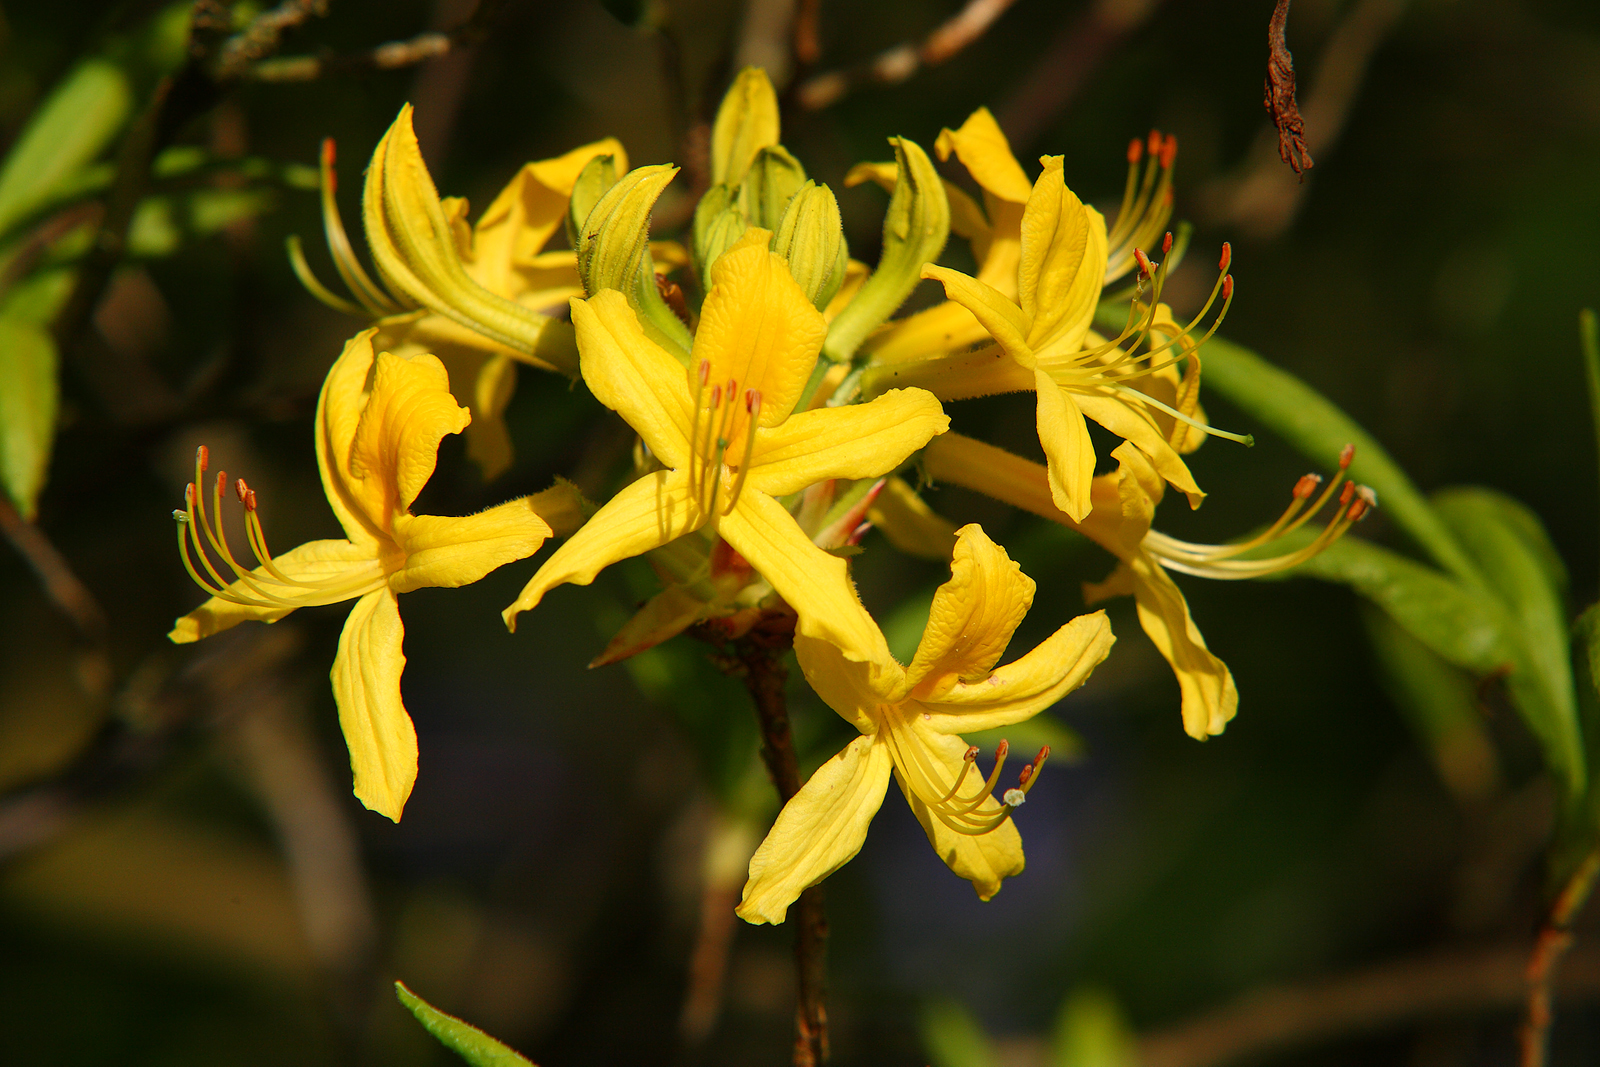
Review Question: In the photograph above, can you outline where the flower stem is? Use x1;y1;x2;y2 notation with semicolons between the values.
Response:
720;613;830;1066
1518;846;1600;1067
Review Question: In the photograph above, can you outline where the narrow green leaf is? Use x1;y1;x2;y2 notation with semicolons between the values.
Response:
1182;331;1485;590
1434;487;1584;800
1581;308;1600;564
1050;986;1137;1067
394;981;535;1067
1287;535;1512;673
0;59;132;240
920;999;999;1067
0;316;59;519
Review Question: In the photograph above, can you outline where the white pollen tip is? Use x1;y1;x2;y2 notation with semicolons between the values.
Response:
173;510;189;522
1003;788;1026;808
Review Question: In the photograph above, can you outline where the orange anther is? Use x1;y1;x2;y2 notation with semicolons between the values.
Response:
964;745;979;762
1127;137;1143;164
1134;248;1153;277
1018;764;1033;787
1293;473;1322;499
196;445;209;472
235;477;249;503
1162;231;1173;254
1160;133;1178;169
994;739;1010;761
1147;129;1162;156
1218;242;1232;272
216;471;228;498
1034;745;1051;768
246;489;258;511
1339;443;1355;469
1221;275;1234;300
1339;482;1356;506
745;388;761;413
184;482;196;505
1347;497;1370;522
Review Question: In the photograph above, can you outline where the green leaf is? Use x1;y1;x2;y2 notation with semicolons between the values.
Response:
1433;487;1584;801
1050;986;1137;1067
0;59;132;241
1287;535;1512;673
1580;308;1600;559
0;315;59;519
394;981;535;1066
920;999;998;1067
1177;331;1485;591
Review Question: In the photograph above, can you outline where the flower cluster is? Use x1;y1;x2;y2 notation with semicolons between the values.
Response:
171;68;1367;921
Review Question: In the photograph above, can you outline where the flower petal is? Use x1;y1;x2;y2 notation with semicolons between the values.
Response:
906;525;1034;696
893;720;1023;900
347;351;471;526
748;387;948;498
1128;553;1237;738
317;330;386;545
935;107;1032;204
860;299;988;366
169;538;384;643
590;586;713;668
921;264;1032;360
1075;389;1204;509
794;632;905;733
737;733;893;925
1034;369;1096;522
1017;158;1106;352
919;610;1114;733
867;476;958;561
572;291;695;471
389;498;554;593
694;237;827;426
718;490;888;663
503;470;701;632
331;589;416;821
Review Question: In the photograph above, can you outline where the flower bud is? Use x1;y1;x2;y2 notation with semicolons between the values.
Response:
710;66;780;186
564;152;619;251
772;180;847;310
739;144;807;232
578;163;693;356
692;183;750;293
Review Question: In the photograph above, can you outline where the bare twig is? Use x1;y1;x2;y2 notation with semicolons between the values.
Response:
1138;942;1600;1067
214;0;331;80
0;495;111;699
1519;848;1600;1067
245;0;506;82
794;0;823;67
1264;0;1312;177
795;0;1022;111
696;612;828;1066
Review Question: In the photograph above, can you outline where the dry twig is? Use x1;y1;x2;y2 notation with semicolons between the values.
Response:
0;496;111;699
1264;0;1313;177
245;0;506;82
1519;848;1600;1067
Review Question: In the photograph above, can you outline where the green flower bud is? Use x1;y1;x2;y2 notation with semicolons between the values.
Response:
692;182;750;293
739;144;807;232
823;136;949;364
710;67;779;186
564;152;619;251
578;163;693;357
772;180;847;310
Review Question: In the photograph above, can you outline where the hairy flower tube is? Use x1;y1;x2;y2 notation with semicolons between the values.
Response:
922;432;1372;738
503;229;949;663
170;331;579;819
738;525;1113;924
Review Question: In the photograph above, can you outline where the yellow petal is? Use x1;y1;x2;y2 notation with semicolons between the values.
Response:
918;610;1114;733
862;299;988;366
747;387;948;498
1074;389;1204;510
718;490;888;664
1017;158;1106;352
331;589;416;822
861;345;1034;403
693;238;828;426
975;199;1024;300
317;330;386;545
935;107;1032;204
169;539;384;643
572;291;695;470
843;160;897;192
347;351;471;525
867;477;958;561
737;733;893;925
906;524;1034;696
503;469;701;632
464;352;517;482
794;632;905;733
469;138;628;295
893;720;1023;900
1034;369;1096;522
388;498;554;593
1128;553;1237;738
944;180;992;259
921;264;1033;360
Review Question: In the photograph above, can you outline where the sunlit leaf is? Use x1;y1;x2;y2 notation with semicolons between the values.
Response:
394;981;535;1066
0;315;59;519
921;998;999;1067
1051;986;1137;1067
0;59;132;241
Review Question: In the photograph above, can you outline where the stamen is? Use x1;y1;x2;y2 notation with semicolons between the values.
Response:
721;389;762;515
317;137;402;316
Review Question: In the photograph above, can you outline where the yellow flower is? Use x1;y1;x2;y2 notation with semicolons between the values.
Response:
922;432;1370;739
503;231;949;661
171;330;578;820
291;109;633;479
737;525;1113;924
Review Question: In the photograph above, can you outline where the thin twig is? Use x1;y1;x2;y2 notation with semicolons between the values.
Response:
1264;0;1312;177
0;495;112;699
697;612;829;1066
214;0;331;80
795;0;1022;110
794;0;823;66
1519;848;1600;1067
1138;941;1600;1067
245;0;507;82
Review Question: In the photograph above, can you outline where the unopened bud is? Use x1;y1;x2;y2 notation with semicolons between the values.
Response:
692;183;750;291
772;180;847;309
740;144;807;232
710;67;780;186
566;152;620;252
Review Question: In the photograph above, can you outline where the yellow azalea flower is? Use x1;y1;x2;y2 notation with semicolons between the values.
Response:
171;330;579;820
503;230;950;662
291;109;631;479
737;525;1114;924
923;432;1371;739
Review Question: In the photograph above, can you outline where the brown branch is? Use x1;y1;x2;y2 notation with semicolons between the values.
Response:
795;0;1022;110
794;0;823;66
245;0;506;82
214;0;331;80
0;495;111;699
696;612;828;1065
1137;942;1600;1067
1519;848;1600;1067
1264;0;1313;177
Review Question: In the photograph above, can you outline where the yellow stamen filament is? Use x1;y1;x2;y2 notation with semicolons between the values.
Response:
884;716;1050;837
687;362;764;519
1106;131;1177;284
1143;446;1376;579
287;138;405;318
